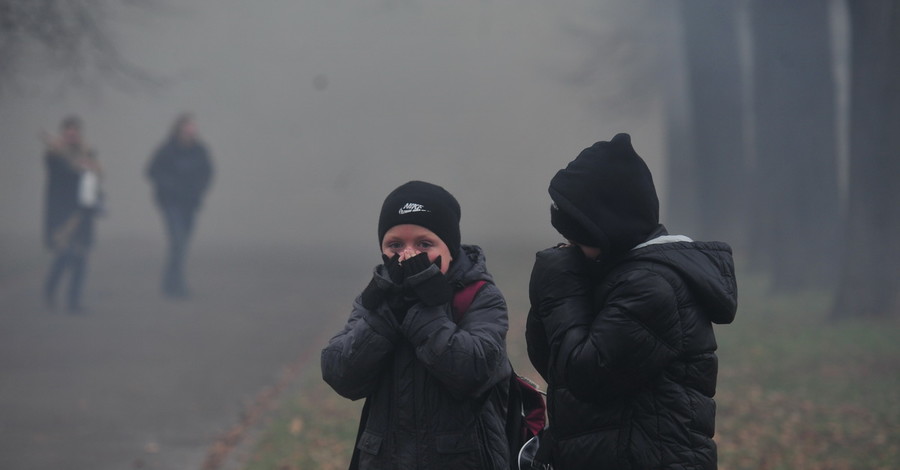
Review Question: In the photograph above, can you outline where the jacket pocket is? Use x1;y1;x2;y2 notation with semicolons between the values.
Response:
435;432;477;454
357;430;383;455
433;431;483;470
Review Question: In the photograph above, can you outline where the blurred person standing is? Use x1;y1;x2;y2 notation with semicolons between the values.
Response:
146;113;214;299
526;133;738;469
42;115;103;313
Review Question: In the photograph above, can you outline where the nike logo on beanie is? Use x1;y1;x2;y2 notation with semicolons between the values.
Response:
398;203;430;215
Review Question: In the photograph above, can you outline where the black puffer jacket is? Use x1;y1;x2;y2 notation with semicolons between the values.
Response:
526;234;737;469
322;245;511;470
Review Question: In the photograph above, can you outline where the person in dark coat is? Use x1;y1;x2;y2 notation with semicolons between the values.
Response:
42;115;103;313
322;181;512;470
146;113;214;298
526;133;738;469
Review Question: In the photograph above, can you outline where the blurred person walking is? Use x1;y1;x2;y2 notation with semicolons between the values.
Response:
525;133;738;469
146;113;214;299
42;115;103;313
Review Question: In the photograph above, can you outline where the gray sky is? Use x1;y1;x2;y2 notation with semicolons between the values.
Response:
0;0;672;251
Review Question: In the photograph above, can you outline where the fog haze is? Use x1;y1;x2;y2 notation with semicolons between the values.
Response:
0;0;670;252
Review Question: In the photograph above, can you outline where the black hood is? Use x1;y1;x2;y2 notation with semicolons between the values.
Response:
446;244;495;287
630;239;738;324
549;133;660;257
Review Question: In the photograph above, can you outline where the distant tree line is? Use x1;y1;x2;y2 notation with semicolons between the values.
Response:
672;0;899;319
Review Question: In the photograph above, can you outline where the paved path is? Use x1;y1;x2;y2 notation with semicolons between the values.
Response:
0;239;363;470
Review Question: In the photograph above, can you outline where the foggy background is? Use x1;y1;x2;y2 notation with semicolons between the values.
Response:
0;0;674;254
0;4;678;468
3;1;898;469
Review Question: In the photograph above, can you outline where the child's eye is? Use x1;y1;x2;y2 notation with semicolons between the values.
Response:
386;242;403;250
417;241;434;249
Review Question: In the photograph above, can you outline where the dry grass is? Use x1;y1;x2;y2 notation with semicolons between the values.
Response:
714;275;900;470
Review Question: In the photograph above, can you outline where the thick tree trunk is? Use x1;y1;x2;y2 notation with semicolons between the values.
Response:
832;1;900;319
748;0;840;291
671;0;747;245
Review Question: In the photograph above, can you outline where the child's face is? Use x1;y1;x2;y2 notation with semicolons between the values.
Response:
62;126;82;147
382;224;453;274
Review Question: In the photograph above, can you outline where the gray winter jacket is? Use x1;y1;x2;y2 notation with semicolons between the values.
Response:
322;245;511;470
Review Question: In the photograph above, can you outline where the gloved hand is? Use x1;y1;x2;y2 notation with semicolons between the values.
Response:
360;254;403;310
387;293;416;323
382;253;405;284
401;252;435;277
382;253;416;322
402;253;453;307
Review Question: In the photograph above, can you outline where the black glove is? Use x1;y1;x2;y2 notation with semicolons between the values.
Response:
360;276;386;311
360;254;403;310
381;253;405;284
402;253;454;307
401;252;434;277
384;253;416;322
387;292;416;323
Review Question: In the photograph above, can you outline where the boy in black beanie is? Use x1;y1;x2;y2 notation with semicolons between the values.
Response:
526;134;738;469
322;181;512;470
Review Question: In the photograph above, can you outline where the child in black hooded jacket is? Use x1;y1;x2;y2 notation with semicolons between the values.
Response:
526;134;738;469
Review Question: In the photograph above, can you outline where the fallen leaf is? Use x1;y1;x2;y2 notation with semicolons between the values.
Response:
289;417;304;436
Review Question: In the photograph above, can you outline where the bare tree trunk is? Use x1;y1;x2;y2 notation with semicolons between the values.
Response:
832;1;900;319
672;0;747;245
748;0;840;291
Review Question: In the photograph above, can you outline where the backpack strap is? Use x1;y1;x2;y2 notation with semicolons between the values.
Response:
452;280;488;322
515;375;547;438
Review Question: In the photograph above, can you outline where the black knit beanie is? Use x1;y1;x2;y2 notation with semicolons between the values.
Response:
549;133;660;256
378;181;462;257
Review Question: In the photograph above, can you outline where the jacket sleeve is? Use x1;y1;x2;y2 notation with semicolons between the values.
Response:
526;245;594;383
525;307;550;382
558;270;682;402
321;296;402;400
146;147;173;190
400;283;510;398
197;144;214;195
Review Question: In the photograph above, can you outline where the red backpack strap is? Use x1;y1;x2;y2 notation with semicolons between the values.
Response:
515;375;547;438
451;280;488;323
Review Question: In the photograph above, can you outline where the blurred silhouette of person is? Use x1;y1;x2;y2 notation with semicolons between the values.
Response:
146;113;214;299
42;115;103;313
526;133;737;469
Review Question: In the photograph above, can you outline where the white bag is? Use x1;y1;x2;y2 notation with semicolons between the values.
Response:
78;171;100;208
